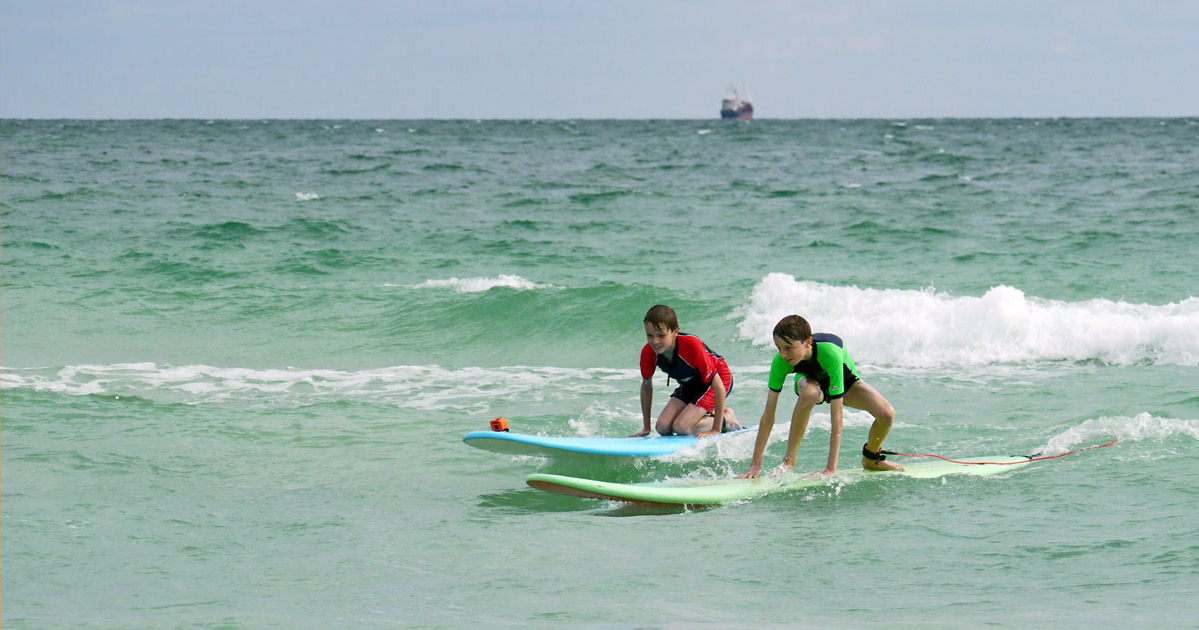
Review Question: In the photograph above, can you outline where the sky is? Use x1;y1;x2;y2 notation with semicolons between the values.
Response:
2;0;1197;119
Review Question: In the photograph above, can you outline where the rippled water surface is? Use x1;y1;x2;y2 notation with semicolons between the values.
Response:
3;118;1198;628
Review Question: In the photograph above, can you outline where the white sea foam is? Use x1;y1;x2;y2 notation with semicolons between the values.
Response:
410;274;551;293
1041;412;1199;455
736;273;1199;367
566;402;630;437
0;363;632;412
294;192;321;201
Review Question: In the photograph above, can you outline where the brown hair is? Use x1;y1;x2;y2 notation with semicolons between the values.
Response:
773;315;812;345
643;304;679;332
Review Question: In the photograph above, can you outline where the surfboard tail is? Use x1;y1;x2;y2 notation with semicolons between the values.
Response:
526;478;614;501
527;477;719;507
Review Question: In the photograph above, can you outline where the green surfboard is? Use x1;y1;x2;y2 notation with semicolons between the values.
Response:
527;456;1031;507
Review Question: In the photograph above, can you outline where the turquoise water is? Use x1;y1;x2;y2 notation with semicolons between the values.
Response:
3;118;1198;628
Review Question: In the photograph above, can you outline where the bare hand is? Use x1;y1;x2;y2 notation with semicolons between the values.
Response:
694;429;719;439
629;429;650;438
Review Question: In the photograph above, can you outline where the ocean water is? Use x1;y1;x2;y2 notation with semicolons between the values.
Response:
2;118;1198;628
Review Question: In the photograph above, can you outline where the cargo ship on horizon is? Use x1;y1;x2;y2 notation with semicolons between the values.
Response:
720;82;753;120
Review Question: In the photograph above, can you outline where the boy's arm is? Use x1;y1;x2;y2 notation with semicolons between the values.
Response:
738;389;780;478
634;344;656;437
821;397;844;475
632;378;653;437
781;391;813;472
694;374;727;439
808;344;844;475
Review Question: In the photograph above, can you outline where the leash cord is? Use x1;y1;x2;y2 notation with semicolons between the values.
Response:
882;437;1119;466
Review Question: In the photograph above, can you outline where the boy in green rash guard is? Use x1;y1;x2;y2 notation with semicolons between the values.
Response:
738;314;904;478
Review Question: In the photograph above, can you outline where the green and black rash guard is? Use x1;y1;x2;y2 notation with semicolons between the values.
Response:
768;333;861;401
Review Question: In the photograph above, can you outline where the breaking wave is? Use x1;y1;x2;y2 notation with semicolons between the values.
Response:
737;273;1199;367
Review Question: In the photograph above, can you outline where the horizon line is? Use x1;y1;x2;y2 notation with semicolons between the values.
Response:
4;115;1197;122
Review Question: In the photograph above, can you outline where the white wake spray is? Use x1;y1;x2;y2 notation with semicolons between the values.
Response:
1041;412;1199;455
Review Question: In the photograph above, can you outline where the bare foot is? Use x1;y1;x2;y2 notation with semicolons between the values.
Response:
771;463;796;477
736;468;760;479
863;458;906;472
720;408;743;432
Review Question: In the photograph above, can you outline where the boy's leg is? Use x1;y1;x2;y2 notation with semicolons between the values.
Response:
781;380;822;471
690;380;742;432
668;403;719;435
655;397;689;435
843;381;904;471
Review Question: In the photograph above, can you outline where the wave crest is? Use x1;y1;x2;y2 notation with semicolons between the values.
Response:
737;273;1199;367
409;275;552;293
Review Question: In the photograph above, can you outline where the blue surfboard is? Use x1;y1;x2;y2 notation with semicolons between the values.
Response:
463;426;757;458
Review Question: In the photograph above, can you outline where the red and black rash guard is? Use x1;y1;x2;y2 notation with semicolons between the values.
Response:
640;333;721;389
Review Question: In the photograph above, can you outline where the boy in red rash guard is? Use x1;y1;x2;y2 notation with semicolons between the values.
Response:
633;305;742;438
